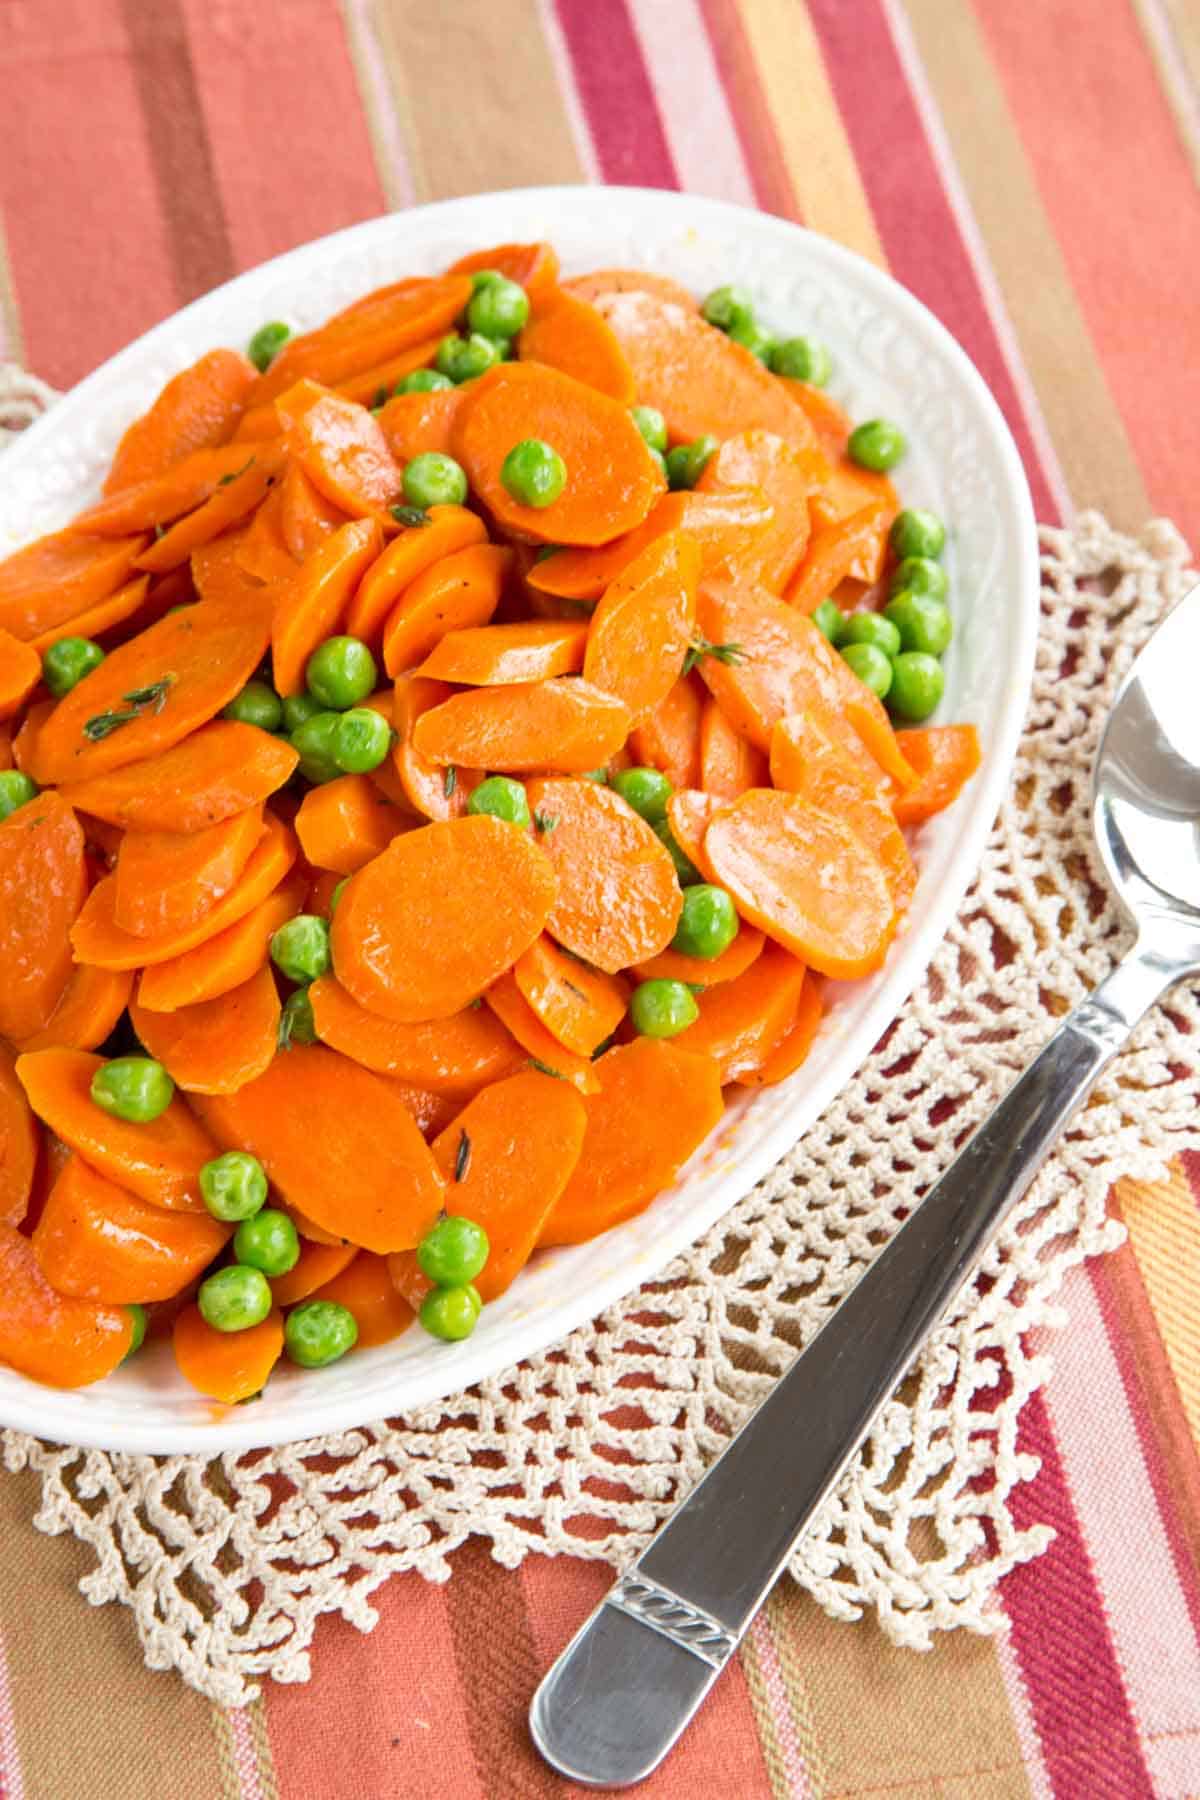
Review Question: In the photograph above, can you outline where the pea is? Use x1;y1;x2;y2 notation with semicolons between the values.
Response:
247;321;291;373
672;885;739;960
727;317;776;365
466;276;530;341
843;611;902;658
200;1150;268;1223
470;268;504;292
281;692;323;734
91;1056;174;1123
0;770;38;822
700;285;754;331
435;332;502;383
306;636;378;711
330;877;349;914
840;641;894;700
888;651;945;722
286;1298;359;1367
418;1215;490;1286
397;368;454;394
199;1264;273;1333
42;636;104;698
419;1284;482;1342
333;707;391;774
630;979;700;1039
222;678;283;732
610;767;672;823
811;599;845;645
889;508;945;561
665;435;718;491
770;337;832;385
279;987;318;1048
581;768;608;784
123;1304;148;1361
501;439;567;509
402;451;468;510
466;775;531;828
233;1207;300;1277
891;556;948;601
654;819;701;886
884;591;952;657
630;405;668;453
290;710;341;784
848;418;906;472
270;914;331;985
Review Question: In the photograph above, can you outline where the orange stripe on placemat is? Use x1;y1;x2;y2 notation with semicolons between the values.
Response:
1117;1167;1200;1455
696;0;800;219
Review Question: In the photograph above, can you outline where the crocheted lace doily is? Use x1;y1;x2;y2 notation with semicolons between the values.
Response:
3;365;1199;1706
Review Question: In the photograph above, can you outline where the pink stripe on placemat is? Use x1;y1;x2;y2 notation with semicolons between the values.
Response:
625;0;757;205
696;0;800;219
0;1630;24;1800
747;1612;816;1800
552;0;678;188
228;1708;266;1800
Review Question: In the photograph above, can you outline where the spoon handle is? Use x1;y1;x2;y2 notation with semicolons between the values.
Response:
529;942;1181;1789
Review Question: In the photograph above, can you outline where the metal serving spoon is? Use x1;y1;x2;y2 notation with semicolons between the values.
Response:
530;581;1200;1789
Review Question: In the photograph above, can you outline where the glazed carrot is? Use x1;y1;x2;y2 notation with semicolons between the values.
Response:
12;699;52;775
667;789;726;884
189;529;258;602
483;973;600;1094
20;1132;72;1240
276;381;402;516
134;447;285;574
0;721;11;771
784;505;895;613
136;873;305;1013
312;1251;414;1346
309;976;524;1094
738;972;823;1087
695;429;821;591
538;1039;724;1246
0;531;148;642
699;697;769;799
250;276;472;405
523;777;682;972
56;720;298;833
173;1303;284;1405
634;923;765;989
103;349;255;493
193;1046;445;1252
446;241;560;309
271;517;383;697
336;335;445;407
75;442;271;536
517;290;636;402
15;1049;217;1212
0;1045;38;1227
305;868;342;917
629;674;704;790
513;934;628;1057
376;386;466;465
564;269;699;310
704;789;896;980
232;402;286;444
295;774;401;874
234;486;297;585
30;590;277;786
391;674;484;821
674;941;807;1080
113;805;265;937
330;815;556;1023
0;629;40;720
79;809;124;864
345;506;487;644
892;725;982;826
270;1239;357;1306
32;1153;229;1301
583;531;700;726
770;711;916;909
130;964;280;1096
71;814;296;971
386;1082;460;1139
381;543;511;677
454;363;664;546
25;575;152;655
0;1223;133;1387
416;619;588;686
412;678;630;775
12;964;133;1053
279;460;348;562
528;489;774;603
0;792;87;1042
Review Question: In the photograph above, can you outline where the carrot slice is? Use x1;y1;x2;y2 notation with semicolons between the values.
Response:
12;964;133;1053
454;363;664;546
412;678;630;774
537;1039;724;1247
0;628;40;721
634;923;765;989
391;674;484;821
523;776;682;972
56;720;298;833
417;619;588;685
136;873;304;1013
699;697;769;799
583;530;700;726
336;335;445;407
696;429;820;591
250;276;472;405
309;976;524;1095
376;386;467;465
295;774;401;874
513;934;628;1057
134;448;285;574
704;789;895;980
771;711;916;909
232;485;296;586
12;699;51;775
674;941;807;1079
381;543;511;677
528;488;774;603
0;792;87;1041
25;575;153;655
279;460;349;563
666;789;721;882
312;1251;414;1346
270;1239;357;1307
129;965;280;1096
32;1152;229;1301
483;973;599;1094
0;1045;38;1227
77;442;274;536
629;673;704;790
738;972;824;1087
517;290;636;402
193;1046;444;1253
0;530;148;642
15;1048;217;1212
271;516;383;697
784;505;895;613
345;505;486;644
0;1223;133;1387
565;269;699;310
276;381;402;516
892;726;983;826
104;349;255;493
330;815;556;1023
113;805;264;937
173;1303;283;1405
446;242;560;309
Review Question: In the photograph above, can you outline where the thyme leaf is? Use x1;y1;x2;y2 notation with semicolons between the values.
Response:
682;635;747;676
454;1130;472;1182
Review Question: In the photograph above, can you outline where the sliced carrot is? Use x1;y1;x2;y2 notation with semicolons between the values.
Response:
892;726;983;826
483;973;599;1094
0;1045;38;1227
0;629;41;720
634;923;765;989
376;386;466;465
232;403;286;444
309;976;524;1094
0;531;148;642
517;290;636;402
784;505;894;613
528;488;774;603
193;1046;444;1253
135;874;305;1014
25;575;152;655
0;721;12;771
306;868;343;917
565;269;699;310
537;1039;724;1246
76;442;271;536
699;697;769;799
113;804;264;937
250;276;472;405
12;964;133;1053
276;381;402;517
312;1251;414;1347
454;363;664;546
0;1222;133;1387
381;543;511;677
770;710;916;909
583;531;700;726
674;941;807;1079
0;792;87;1041
412;678;630;774
103;349;255;493
416;619;588;685
523;776;682;972
15;1048;217;1213
271;517;383;697
12;699;52;775
738;972;823;1087
32;1152;229;1301
446;242;560;310
345;505;486;644
279;459;349;563
629;673;704;790
21;1133;72;1240
173;1303;283;1405
134;447;285;574
295;775;401;874
336;335;445;407
270;1239;357;1306
391;673;484;821
56;720;298;833
513;934;628;1057
129;965;280;1096
668;789;727;884
695;429;820;591
330;815;556;1023
233;485;297;585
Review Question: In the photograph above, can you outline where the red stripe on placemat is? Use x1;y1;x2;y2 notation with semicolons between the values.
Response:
696;0;801;219
552;0;678;187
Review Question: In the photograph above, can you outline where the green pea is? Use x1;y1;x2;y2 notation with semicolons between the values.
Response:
672;885;739;960
330;877;349;914
402;451;469;510
630;405;668;453
630;979;700;1039
333;707;392;774
665;435;718;490
42;636;104;698
466;275;530;340
727;317;776;365
700;285;754;331
610;766;672;823
305;636;378;711
889;508;945;561
290;710;341;784
281;692;323;734
222;678;283;732
843;611;902;658
654;819;701;886
769;337;832;385
840;641;894;700
847;418;906;472
419;1284;482;1342
581;768;608;784
0;770;38;822
418;1215;490;1286
286;1298;359;1366
435;332;502;383
233;1207;300;1277
811;599;845;645
199;1265;273;1333
90;1056;174;1124
883;591;952;657
123;1304;148;1361
469;268;504;292
200;1150;268;1223
891;556;948;601
247;321;291;373
279;987;318;1048
888;651;945;722
466;775;531;828
501;439;567;509
271;914;331;985
397;368;454;394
